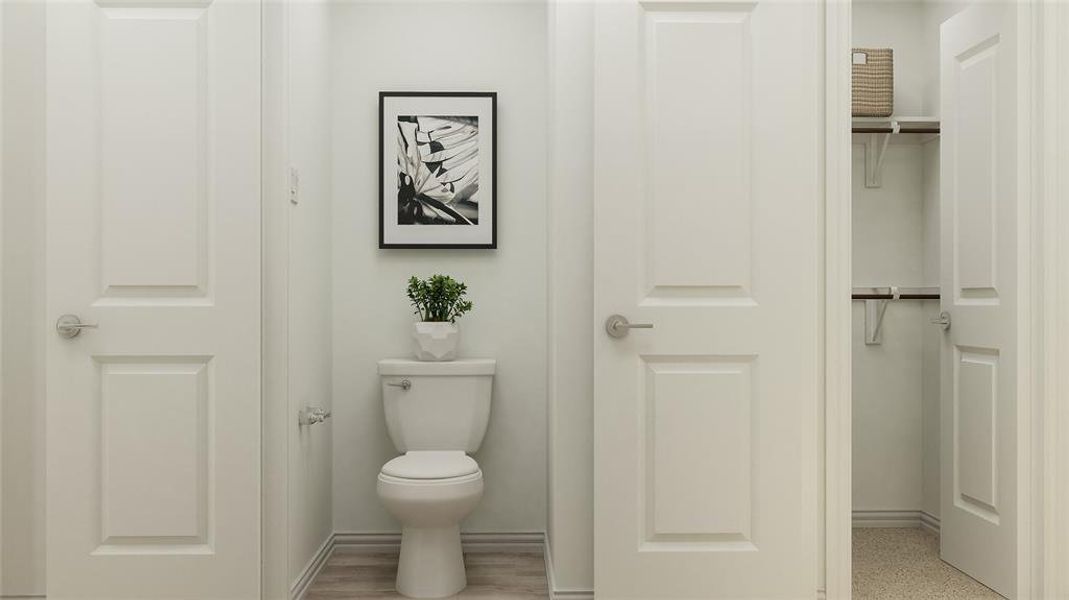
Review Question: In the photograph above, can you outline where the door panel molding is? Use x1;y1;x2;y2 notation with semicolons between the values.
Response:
640;355;756;548
96;356;212;550
952;346;1000;523
640;3;755;304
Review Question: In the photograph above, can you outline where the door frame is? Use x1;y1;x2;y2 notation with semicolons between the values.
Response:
822;2;1069;599
0;2;5;591
822;1;852;597
261;0;290;598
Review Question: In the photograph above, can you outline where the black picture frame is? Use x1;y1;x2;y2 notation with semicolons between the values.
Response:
379;91;498;249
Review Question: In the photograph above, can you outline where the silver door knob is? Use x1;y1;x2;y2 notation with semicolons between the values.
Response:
930;311;951;331
56;314;98;339
605;314;654;338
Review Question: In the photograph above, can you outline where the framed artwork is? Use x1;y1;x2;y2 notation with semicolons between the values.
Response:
379;91;497;249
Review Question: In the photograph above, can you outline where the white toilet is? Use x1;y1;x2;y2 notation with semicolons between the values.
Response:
376;358;495;598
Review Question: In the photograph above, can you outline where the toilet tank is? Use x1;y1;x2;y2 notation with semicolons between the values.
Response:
378;358;495;453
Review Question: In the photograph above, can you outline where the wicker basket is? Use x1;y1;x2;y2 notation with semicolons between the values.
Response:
852;48;893;117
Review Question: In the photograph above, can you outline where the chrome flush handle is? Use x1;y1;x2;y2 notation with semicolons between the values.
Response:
387;379;412;391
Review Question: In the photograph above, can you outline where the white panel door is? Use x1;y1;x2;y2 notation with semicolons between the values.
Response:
45;1;261;598
593;1;821;597
939;4;1018;599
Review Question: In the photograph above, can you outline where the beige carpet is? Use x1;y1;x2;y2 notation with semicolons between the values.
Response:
853;528;1004;600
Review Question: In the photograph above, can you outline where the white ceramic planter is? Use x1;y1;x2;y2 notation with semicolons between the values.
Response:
412;322;459;361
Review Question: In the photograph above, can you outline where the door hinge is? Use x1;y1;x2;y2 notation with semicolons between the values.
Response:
289;167;300;205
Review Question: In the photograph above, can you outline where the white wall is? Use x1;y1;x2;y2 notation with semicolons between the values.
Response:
330;1;548;534
286;0;334;588
0;0;45;594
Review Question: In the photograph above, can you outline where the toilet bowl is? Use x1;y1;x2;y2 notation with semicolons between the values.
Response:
376;359;495;598
377;451;484;598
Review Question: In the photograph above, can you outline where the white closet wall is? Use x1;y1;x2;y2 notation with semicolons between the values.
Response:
852;144;933;516
852;0;942;524
853;1;928;114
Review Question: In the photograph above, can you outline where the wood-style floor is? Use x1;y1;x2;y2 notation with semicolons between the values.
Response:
304;549;549;600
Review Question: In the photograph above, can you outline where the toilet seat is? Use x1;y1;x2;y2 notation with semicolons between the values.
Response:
380;451;479;480
377;471;483;488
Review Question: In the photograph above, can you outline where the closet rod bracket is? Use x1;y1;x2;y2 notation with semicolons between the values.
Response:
864;299;889;345
864;120;899;188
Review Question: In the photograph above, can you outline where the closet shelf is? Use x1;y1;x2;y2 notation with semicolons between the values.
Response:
853;117;940;188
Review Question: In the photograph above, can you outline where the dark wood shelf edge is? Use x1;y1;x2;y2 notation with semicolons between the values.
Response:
852;294;941;300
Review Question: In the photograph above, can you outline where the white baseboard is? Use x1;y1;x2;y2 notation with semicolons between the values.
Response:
543;535;595;600
551;591;596;600
330;531;403;554
918;511;940;534
290;534;334;600
853;509;940;534
332;531;545;554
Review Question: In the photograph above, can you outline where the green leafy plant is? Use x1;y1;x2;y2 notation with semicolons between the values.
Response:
406;274;474;323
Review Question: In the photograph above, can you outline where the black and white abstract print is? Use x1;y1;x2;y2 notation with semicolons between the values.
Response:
379;91;495;249
396;115;480;226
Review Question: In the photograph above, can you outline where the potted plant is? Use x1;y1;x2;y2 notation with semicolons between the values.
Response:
406;274;474;361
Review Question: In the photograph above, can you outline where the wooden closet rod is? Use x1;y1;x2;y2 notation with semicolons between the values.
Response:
851;292;941;300
851;286;940;300
852;127;941;134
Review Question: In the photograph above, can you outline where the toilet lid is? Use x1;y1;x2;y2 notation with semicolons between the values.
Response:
381;451;479;480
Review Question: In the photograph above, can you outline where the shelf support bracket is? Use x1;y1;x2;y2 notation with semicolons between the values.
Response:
863;119;899;188
864;299;889;344
863;286;900;344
